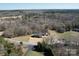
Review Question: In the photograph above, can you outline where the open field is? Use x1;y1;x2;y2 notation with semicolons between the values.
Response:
49;30;79;41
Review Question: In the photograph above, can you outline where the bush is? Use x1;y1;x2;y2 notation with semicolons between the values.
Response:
2;28;15;38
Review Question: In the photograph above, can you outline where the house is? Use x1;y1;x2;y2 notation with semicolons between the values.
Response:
31;32;42;38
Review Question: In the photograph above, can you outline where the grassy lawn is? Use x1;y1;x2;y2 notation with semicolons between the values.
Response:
58;31;79;40
25;50;43;56
49;30;79;41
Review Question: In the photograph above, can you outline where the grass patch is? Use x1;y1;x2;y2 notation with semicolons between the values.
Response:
25;50;43;56
55;31;79;41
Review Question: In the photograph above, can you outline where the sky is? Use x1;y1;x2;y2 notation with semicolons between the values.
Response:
0;3;79;10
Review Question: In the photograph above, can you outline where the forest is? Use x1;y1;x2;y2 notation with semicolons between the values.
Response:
0;9;79;56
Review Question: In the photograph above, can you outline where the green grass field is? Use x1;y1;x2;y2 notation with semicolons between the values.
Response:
25;50;43;56
58;31;79;40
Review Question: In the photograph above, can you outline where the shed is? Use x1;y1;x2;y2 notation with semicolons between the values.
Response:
31;32;42;38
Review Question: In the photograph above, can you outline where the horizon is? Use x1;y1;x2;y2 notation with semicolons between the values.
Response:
0;3;79;10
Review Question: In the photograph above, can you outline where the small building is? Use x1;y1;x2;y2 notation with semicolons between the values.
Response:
31;32;42;38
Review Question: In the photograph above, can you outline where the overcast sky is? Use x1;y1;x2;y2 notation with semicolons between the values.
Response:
0;3;79;10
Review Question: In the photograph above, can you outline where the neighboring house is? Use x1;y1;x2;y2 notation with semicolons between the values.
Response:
31;32;42;38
